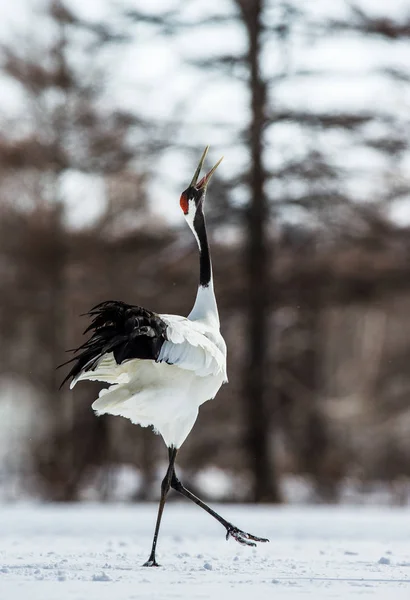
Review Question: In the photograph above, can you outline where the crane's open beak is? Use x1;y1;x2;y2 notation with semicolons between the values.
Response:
190;146;223;190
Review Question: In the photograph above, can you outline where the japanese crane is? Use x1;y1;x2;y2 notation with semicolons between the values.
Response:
61;147;268;566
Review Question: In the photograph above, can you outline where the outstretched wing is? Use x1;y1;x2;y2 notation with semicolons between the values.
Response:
60;300;167;388
60;302;227;389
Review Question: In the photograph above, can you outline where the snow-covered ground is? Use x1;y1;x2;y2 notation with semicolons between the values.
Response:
1;503;410;599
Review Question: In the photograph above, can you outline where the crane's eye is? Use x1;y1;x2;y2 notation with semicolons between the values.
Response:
180;193;189;215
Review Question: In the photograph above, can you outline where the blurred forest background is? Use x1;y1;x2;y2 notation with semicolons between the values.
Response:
1;0;410;505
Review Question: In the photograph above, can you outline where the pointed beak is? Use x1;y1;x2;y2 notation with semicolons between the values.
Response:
190;146;223;190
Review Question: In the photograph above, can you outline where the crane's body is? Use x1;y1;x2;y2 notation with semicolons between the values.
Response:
71;304;227;448
62;147;267;566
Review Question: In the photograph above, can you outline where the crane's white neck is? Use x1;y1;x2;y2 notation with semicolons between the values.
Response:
185;206;219;326
188;280;219;325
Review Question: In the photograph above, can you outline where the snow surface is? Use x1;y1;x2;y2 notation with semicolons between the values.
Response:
1;503;410;599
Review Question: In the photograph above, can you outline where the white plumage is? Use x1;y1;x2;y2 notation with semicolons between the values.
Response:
71;305;227;448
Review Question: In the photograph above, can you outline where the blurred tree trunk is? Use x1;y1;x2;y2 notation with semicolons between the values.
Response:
236;0;281;503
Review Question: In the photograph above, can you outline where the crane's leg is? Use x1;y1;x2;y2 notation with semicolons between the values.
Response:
170;470;269;547
143;446;178;567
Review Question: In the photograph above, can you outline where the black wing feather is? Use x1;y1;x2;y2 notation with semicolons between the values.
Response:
60;300;168;388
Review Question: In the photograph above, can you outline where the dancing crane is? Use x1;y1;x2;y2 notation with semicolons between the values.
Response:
61;147;268;566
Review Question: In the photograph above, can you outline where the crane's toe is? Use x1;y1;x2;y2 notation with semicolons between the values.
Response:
143;558;161;567
225;525;269;546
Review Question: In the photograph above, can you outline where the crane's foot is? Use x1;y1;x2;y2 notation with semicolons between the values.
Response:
225;525;269;547
143;557;160;567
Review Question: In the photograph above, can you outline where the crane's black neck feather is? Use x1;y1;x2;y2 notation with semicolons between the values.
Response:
193;207;211;287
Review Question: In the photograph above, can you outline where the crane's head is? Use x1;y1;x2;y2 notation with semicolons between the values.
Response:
180;146;223;221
